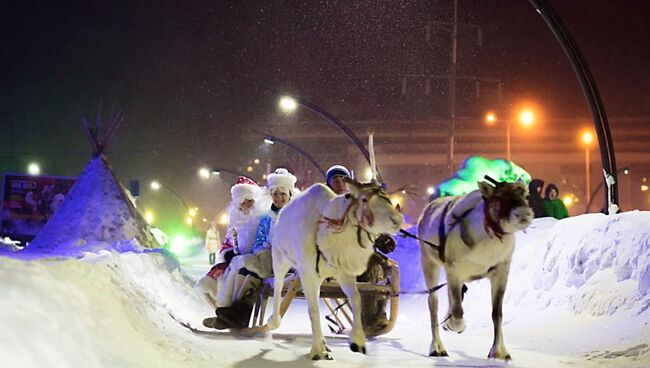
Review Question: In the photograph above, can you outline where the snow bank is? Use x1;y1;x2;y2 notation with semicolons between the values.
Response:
0;251;214;368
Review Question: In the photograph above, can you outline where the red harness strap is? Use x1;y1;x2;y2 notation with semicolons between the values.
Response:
318;198;358;233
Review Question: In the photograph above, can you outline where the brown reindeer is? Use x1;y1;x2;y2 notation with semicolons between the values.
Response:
417;180;533;360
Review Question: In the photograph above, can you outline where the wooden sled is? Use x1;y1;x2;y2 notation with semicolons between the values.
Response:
232;258;400;338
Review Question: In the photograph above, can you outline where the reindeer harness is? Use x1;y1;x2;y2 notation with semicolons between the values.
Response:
315;188;388;275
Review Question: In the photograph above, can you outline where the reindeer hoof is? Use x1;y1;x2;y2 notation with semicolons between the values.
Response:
429;350;448;357
350;343;366;354
311;353;333;361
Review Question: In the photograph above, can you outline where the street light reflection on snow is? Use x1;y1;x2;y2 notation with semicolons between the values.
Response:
279;96;298;113
27;163;40;175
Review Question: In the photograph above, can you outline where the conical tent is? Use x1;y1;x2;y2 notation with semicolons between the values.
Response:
27;105;160;255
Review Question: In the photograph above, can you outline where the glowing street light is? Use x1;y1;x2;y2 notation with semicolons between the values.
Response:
518;109;536;127
484;112;497;126
144;209;154;224
279;96;298;113
27;162;40;175
150;181;161;190
198;167;211;179
484;106;537;161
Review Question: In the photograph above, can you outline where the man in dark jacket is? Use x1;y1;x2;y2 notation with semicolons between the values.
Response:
528;179;547;218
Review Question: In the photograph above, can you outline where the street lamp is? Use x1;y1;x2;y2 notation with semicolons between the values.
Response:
279;96;298;113
27;162;40;175
273;94;382;182
581;130;594;205
261;133;326;177
484;107;536;161
198;167;211;179
149;180;194;231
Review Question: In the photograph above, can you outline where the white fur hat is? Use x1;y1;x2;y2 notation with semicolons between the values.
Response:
231;176;260;204
266;168;297;190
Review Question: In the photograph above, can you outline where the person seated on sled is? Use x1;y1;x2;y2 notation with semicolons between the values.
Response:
325;165;396;331
252;168;300;277
197;176;267;326
203;169;299;330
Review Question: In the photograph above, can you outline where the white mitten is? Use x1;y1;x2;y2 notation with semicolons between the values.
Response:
255;248;273;278
231;254;263;276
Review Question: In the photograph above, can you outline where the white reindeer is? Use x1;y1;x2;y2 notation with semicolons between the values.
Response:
267;178;403;360
418;180;533;360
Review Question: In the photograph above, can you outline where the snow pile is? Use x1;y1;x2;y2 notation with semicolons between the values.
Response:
25;156;159;256
508;212;650;317
0;251;215;368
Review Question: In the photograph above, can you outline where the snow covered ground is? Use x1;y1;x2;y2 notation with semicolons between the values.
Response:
1;212;649;367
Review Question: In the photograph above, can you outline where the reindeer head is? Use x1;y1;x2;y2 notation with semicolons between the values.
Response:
478;180;533;235
344;178;404;235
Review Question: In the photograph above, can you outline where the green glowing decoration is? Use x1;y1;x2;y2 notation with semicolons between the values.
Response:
437;156;531;197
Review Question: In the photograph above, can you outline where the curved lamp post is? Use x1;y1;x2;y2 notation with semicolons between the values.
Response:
150;181;196;234
272;91;383;183
261;132;326;177
529;0;618;214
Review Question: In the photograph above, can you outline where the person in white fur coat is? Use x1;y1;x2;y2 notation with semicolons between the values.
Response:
196;176;267;317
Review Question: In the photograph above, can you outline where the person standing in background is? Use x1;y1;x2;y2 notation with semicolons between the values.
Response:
543;183;569;220
205;221;221;265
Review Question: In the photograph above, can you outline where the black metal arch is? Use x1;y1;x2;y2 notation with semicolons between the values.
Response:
529;0;618;213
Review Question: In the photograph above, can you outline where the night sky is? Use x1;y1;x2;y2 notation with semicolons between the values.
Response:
2;0;649;223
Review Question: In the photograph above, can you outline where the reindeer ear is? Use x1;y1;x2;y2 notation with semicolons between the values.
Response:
478;181;494;198
343;177;361;197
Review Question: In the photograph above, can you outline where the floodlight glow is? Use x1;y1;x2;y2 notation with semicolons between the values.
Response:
563;195;573;207
264;138;275;145
169;235;189;255
27;163;40;175
246;166;253;172
198;168;211;179
188;208;197;217
485;112;497;125
518;109;535;126
144;210;154;224
642;185;649;192
279;96;298;112
426;186;435;195
218;212;229;225
623;169;629;175
185;216;193;225
582;131;594;145
150;181;161;190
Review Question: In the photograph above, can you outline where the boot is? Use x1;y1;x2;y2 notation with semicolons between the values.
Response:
203;316;232;330
216;298;254;329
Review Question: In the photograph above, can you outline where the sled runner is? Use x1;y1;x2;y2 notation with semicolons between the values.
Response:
231;258;400;338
